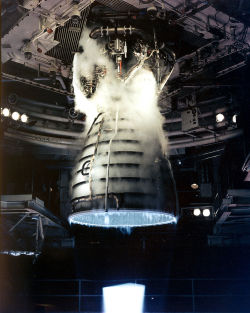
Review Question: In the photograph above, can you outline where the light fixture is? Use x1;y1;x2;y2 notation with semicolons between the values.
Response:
216;113;225;123
11;111;20;121
103;283;145;313
232;114;237;123
2;107;10;117
191;183;199;190
193;208;201;216
21;113;28;123
202;209;211;217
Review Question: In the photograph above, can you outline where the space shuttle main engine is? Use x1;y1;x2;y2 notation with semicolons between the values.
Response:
69;25;178;228
70;111;177;228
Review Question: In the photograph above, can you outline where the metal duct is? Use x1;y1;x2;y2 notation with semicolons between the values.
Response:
45;8;89;65
96;0;137;12
69;113;178;229
89;26;150;40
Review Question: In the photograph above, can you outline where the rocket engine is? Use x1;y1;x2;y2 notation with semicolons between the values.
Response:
69;25;178;228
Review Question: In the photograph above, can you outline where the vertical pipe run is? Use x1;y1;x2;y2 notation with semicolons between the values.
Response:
104;110;119;212
89;117;105;199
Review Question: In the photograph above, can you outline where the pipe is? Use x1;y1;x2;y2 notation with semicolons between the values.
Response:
13;95;66;110
157;47;176;92
169;129;243;149
2;73;74;97
158;66;175;93
105;110;119;212
123;49;157;83
56;75;67;90
56;75;74;105
163;106;231;124
242;153;250;172
169;128;242;145
4;130;81;149
167;127;216;138
33;77;51;81
197;96;228;107
21;125;82;138
123;57;147;84
27;200;65;227
89;26;151;40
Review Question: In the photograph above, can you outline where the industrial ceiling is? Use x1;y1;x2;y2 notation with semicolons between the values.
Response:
1;0;249;154
1;2;250;312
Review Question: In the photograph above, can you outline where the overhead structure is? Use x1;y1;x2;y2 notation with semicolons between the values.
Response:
1;0;248;152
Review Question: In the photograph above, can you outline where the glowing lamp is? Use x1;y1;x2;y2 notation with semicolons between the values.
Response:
103;283;145;313
216;113;225;123
2;108;10;117
202;209;211;217
232;114;237;123
191;183;199;190
11;111;20;121
193;208;201;216
21;114;28;123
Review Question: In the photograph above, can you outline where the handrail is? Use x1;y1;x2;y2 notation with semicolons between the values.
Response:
28;278;250;313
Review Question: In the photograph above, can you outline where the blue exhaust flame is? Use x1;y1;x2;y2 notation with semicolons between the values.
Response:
68;210;177;228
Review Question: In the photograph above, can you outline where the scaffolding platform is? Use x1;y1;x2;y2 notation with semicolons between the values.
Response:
0;194;74;256
208;189;250;246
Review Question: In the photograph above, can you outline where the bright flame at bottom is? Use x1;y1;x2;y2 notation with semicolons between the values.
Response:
103;283;145;313
68;210;177;228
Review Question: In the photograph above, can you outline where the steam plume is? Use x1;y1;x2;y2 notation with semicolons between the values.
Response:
72;28;168;153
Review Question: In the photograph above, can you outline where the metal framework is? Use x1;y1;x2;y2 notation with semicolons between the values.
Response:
0;194;66;255
27;277;250;313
